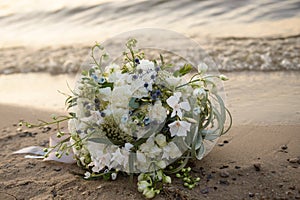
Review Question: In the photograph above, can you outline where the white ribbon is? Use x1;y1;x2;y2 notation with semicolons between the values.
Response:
13;134;76;164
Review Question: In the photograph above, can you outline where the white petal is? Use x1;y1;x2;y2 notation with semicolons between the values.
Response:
166;95;178;108
177;126;188;137
124;143;134;151
171;110;177;118
180;120;191;131
176;109;183;119
137;151;147;163
168;121;180;137
174;92;182;99
180;101;191;111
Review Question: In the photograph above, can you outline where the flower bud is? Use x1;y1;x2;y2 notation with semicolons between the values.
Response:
84;171;91;179
138;180;151;193
143;188;156;199
111;172;117;180
198;62;208;73
163;176;172;184
219;74;229;81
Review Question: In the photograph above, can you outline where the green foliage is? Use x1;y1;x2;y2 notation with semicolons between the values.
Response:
129;97;140;109
173;63;192;77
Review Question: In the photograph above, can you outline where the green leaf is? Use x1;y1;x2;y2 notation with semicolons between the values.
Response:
203;133;219;141
69;112;76;118
195;142;205;160
160;54;164;65
129;98;140;109
173;64;193;77
89;68;95;76
81;70;88;76
100;82;114;89
88;138;112;144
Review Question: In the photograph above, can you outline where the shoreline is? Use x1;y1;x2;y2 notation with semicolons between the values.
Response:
1;71;299;125
1;35;299;75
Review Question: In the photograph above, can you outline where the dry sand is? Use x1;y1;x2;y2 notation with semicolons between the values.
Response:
0;71;300;199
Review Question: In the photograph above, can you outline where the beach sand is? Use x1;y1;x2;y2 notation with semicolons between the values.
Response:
0;71;299;200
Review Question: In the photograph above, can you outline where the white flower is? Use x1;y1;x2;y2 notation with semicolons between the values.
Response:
166;92;191;119
131;78;149;98
168;120;191;137
154;134;167;147
105;63;121;74
111;148;125;166
162;142;182;159
99;87;111;101
149;101;167;123
87;142;111;172
110;85;132;109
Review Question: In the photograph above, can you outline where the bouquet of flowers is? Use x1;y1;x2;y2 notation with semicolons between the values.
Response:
22;38;231;199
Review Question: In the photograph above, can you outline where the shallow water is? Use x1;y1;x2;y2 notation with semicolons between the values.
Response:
0;0;299;73
1;0;300;46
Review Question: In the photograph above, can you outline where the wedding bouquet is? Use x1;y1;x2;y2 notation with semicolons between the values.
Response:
22;38;231;199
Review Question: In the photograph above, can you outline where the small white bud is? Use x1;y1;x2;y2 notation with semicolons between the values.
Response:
197;62;208;73
111;172;117;180
84;172;91;179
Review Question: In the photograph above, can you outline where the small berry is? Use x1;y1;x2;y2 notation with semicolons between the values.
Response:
132;74;138;80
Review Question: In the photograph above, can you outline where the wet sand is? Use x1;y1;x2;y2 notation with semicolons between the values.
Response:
0;71;299;199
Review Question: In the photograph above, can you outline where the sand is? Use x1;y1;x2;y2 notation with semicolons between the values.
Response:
0;71;299;199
